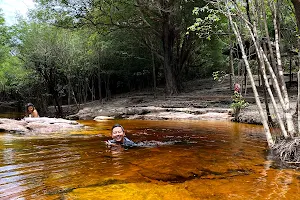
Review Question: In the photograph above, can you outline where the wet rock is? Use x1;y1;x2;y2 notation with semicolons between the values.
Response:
0;118;27;126
23;117;80;125
94;116;115;121
0;117;84;135
0;123;29;133
80;104;233;121
127;110;232;121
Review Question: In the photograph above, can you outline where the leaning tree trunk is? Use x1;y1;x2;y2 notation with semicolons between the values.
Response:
259;67;272;124
249;23;289;139
229;37;235;90
227;4;274;147
262;0;278;76
272;4;295;136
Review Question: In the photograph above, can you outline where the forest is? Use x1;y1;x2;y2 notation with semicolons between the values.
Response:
1;1;300;162
0;0;227;116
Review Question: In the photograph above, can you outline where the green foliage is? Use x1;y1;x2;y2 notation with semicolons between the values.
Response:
188;7;218;39
0;10;30;99
0;10;10;62
212;70;227;82
32;0;139;32
188;5;226;39
231;91;249;119
187;3;230;79
32;0;214;93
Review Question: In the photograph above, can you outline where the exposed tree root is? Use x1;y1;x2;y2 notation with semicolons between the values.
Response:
272;137;300;167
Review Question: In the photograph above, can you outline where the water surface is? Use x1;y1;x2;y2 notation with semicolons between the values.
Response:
0;120;299;199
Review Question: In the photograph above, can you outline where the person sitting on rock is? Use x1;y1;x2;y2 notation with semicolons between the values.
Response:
25;103;39;118
106;124;136;147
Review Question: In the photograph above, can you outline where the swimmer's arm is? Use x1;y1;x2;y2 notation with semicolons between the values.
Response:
124;139;138;147
105;140;118;146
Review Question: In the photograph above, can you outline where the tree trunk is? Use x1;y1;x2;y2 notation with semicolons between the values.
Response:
260;67;272;124
292;0;300;32
66;77;71;113
49;86;63;117
97;49;103;102
98;68;102;102
230;43;235;90
151;41;157;98
245;0;251;23
162;12;178;95
104;73;111;100
244;67;247;97
71;87;80;111
262;0;278;76
84;78;88;103
261;44;271;122
298;71;300;134
272;4;295;136
250;24;289;138
227;5;274;147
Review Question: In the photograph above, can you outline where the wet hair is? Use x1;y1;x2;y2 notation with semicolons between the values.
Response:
25;103;35;111
111;124;125;132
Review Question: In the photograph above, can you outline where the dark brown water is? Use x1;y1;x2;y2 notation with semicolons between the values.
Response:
0;120;299;199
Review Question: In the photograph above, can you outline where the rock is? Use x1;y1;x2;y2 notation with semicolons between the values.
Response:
23;117;80;124
0;123;29;133
94;116;115;121
71;101;233;121
65;114;79;120
0;117;84;135
0;118;28;126
127;111;232;121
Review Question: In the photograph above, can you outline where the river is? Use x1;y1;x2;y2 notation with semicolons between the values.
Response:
0;119;299;199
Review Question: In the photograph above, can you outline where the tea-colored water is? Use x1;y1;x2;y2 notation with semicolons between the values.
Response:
0;120;299;199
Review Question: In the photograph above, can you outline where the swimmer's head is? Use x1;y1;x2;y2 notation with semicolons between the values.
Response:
111;124;125;143
26;103;35;113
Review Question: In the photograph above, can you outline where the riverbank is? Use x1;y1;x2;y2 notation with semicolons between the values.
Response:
67;78;287;125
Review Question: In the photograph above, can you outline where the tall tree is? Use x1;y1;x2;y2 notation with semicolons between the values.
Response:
33;0;205;95
17;23;70;116
0;10;29;101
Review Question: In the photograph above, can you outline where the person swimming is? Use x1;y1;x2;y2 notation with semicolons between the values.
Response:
106;124;136;147
25;103;39;118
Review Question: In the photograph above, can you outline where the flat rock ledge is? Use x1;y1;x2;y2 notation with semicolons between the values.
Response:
0;117;84;135
68;105;233;121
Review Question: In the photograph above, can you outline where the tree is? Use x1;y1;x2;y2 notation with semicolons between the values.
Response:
190;0;300;151
33;0;207;95
292;0;300;31
16;23;71;116
0;10;30;102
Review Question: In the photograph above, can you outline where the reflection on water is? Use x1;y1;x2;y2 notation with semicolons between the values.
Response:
0;105;23;119
0;120;299;199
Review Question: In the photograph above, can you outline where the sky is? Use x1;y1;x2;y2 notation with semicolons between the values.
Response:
0;0;35;26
